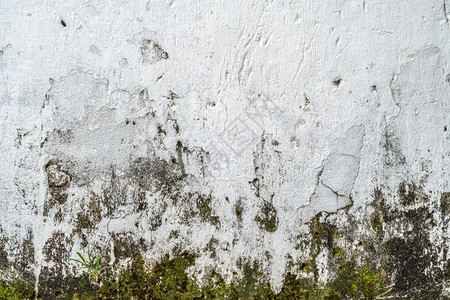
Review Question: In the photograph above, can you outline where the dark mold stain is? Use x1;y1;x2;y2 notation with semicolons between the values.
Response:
381;129;406;167
15;231;35;283
398;181;427;206
370;210;383;238
45;160;71;210
39;231;73;299
178;192;221;228
130;156;184;193
309;216;337;251
74;194;103;245
332;78;342;87
52;128;73;144
440;192;450;215
175;140;187;176
0;228;9;270
140;39;168;64
234;198;243;222
372;184;443;298
382;235;440;298
254;200;278;233
195;194;220;227
204;237;219;258
168;230;179;241
156;123;167;136
112;233;147;260
0;228;35;287
300;183;443;299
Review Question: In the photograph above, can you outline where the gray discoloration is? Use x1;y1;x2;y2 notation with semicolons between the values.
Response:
45;160;71;208
373;185;444;298
39;231;73;299
441;192;450;215
381;128;406;167
0;229;8;270
140;39;169;64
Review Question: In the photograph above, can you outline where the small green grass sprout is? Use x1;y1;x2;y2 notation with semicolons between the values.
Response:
69;249;107;284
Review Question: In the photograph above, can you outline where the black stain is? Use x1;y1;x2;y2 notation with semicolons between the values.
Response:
60;19;66;27
333;78;342;87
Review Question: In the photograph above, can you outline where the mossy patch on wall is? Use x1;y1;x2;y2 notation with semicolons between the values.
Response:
180;193;221;228
0;278;38;300
368;183;444;298
65;251;391;300
254;200;278;233
72;252;202;299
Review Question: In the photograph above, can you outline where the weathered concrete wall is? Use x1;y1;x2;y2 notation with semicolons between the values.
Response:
1;0;449;298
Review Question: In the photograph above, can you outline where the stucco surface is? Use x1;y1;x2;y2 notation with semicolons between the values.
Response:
0;0;449;298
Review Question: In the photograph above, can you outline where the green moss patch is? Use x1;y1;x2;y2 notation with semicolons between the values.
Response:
255;200;278;233
68;251;391;300
324;261;389;299
0;278;38;300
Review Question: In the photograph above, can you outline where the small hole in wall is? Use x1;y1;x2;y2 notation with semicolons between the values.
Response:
60;19;66;27
125;120;129;125
371;85;377;91
445;125;448;132
333;78;342;87
132;121;136;125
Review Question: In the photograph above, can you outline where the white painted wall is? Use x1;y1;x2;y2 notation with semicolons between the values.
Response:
1;0;449;296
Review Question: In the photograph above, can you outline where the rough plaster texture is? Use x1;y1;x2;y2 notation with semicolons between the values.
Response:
0;0;449;298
